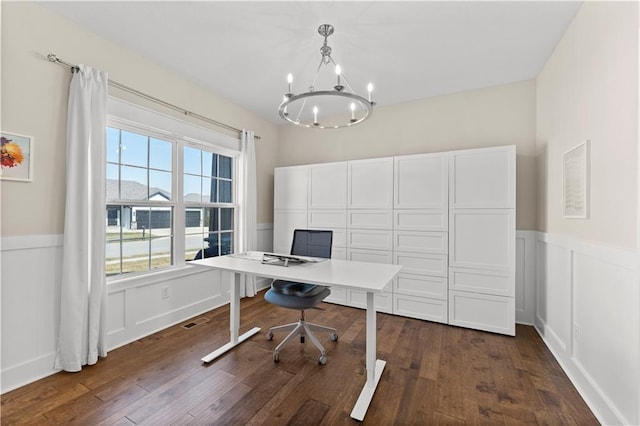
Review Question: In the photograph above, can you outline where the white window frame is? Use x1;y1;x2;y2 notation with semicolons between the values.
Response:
106;97;241;285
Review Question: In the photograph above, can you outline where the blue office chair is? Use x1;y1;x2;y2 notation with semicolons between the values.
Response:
264;229;338;364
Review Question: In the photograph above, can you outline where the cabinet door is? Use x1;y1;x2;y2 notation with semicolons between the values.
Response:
394;153;448;209
449;290;515;335
348;157;394;209
449;146;516;208
273;210;306;254
449;209;515;273
308;162;347;209
274;166;308;210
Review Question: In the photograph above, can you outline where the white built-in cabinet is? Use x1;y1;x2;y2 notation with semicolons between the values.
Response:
448;146;516;335
273;145;516;336
392;152;449;323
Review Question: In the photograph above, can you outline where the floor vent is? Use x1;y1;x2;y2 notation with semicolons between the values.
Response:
181;317;209;329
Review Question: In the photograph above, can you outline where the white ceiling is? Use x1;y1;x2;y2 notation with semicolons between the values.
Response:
40;1;582;125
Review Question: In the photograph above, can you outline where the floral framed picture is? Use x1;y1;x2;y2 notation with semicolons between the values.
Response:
1;131;34;182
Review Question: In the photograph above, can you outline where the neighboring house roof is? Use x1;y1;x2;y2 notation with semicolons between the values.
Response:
107;179;208;203
107;179;170;201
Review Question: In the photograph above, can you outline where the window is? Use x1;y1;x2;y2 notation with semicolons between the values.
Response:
184;146;235;261
105;121;236;278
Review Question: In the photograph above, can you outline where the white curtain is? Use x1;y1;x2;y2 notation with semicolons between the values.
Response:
239;129;257;297
55;65;108;372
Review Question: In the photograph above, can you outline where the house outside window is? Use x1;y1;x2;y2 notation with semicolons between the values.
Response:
105;122;236;278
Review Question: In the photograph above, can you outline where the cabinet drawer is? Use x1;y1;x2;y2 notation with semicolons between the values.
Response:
347;210;393;229
394;273;447;300
347;229;393;251
324;287;347;305
448;290;515;335
394;209;448;231
394;231;447;254
347;248;393;264
347;287;392;313
394;252;447;277
449;268;514;297
308;210;347;228
393;294;448;323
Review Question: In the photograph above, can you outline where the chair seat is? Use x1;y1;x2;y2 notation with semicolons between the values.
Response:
270;280;327;297
265;283;331;310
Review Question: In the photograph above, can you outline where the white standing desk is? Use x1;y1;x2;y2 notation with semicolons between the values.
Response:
191;252;402;421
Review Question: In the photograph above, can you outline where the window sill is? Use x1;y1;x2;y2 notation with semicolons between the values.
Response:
107;263;215;293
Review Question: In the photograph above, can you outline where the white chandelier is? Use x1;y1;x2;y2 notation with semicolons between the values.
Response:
278;24;375;129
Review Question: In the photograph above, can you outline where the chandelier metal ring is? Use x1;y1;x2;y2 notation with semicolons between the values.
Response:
278;24;375;129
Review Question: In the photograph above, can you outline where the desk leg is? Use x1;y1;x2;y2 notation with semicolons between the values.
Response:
201;271;260;363
350;291;386;421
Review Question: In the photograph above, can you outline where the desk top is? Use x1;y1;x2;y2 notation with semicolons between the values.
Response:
190;252;403;293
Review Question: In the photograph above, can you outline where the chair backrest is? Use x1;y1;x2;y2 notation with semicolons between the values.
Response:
290;229;333;259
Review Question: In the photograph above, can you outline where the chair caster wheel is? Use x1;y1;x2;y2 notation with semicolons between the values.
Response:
330;333;338;342
318;355;327;365
266;332;273;341
273;352;280;363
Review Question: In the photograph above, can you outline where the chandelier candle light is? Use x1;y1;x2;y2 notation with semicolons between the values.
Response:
278;24;375;129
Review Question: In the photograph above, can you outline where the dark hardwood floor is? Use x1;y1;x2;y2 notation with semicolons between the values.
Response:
1;290;598;425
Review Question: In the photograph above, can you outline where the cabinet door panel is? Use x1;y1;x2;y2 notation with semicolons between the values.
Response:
449;268;514;297
274;166;308;210
449;291;515;335
394;209;448;231
308;162;347;209
347;210;393;229
273;210;306;254
449;146;515;208
394;252;448;277
394;231;448;254
348;157;394;209
393;294;448;323
347;248;393;264
449;209;515;272
347;286;392;313
308;210;347;228
394;153;448;209
347;230;393;251
393;273;448;300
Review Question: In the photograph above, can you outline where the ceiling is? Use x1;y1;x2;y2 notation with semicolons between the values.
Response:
40;1;582;125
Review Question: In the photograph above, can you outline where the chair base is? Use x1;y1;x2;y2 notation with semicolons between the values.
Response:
267;316;338;364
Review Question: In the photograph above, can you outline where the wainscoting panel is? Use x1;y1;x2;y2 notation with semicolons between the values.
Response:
535;232;639;426
1;224;274;394
1;235;63;393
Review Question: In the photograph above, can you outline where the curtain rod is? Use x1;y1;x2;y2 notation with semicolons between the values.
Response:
47;53;261;140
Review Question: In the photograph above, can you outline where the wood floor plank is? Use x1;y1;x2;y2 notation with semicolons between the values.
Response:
286;398;329;426
1;290;597;425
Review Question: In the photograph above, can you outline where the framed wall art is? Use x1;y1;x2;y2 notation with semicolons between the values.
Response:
0;131;34;182
562;140;590;219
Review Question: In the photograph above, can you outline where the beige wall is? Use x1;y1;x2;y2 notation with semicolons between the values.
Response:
536;1;638;250
0;2;279;236
277;80;538;230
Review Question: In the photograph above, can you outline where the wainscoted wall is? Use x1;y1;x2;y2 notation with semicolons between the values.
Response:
536;232;639;426
0;224;274;393
3;226;637;426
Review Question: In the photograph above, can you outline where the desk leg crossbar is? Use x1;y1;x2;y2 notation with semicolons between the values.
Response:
201;271;261;363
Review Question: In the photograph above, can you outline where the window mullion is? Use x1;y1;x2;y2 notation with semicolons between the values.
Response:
174;138;185;266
